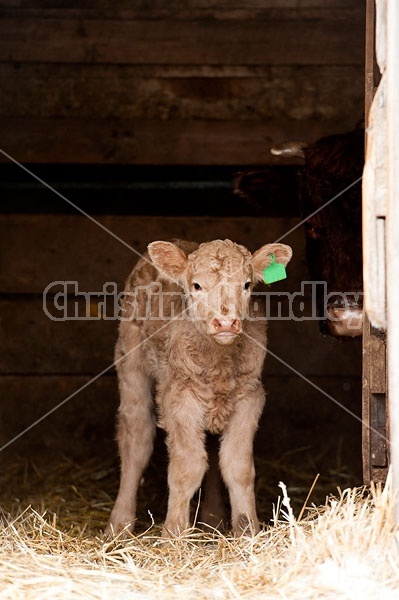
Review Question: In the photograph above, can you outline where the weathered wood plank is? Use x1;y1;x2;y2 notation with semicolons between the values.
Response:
1;1;365;10
257;372;362;475
361;0;388;487
0;3;365;21
0;117;363;165
0;374;119;459
362;320;372;484
0;373;362;471
0;63;366;80
0;212;362;378
369;394;388;467
0;215;304;294
0;295;362;377
386;0;399;518
369;334;386;394
362;312;388;484
0;17;365;65
0;64;364;122
0;297;118;374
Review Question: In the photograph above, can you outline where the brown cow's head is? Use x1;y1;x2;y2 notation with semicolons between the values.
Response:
148;239;293;345
295;129;364;338
234;127;364;339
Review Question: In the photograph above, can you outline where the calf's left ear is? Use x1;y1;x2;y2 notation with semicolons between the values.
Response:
251;243;293;282
148;241;188;281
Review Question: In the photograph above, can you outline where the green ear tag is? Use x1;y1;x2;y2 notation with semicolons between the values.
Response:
263;253;287;284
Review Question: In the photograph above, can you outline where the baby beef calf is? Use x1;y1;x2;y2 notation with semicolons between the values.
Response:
106;238;292;538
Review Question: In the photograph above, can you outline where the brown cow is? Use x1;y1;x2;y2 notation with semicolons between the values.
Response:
272;129;364;338
234;127;364;338
106;238;292;537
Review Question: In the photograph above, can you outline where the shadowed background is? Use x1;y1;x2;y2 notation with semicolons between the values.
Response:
0;0;364;531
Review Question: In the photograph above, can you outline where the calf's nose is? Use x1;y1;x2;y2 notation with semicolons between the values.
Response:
211;317;241;334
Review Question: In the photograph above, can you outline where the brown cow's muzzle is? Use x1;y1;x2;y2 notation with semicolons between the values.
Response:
323;295;363;338
210;317;242;345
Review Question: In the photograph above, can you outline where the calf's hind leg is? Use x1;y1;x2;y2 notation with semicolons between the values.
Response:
106;364;155;536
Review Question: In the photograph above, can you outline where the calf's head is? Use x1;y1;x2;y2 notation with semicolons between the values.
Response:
148;239;292;345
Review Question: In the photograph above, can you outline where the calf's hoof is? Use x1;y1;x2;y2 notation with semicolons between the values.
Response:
161;519;191;539
103;518;135;541
233;513;260;537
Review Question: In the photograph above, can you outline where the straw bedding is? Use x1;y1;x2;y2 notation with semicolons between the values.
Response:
0;457;398;599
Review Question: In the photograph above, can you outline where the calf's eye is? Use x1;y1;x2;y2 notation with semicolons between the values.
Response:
244;281;251;290
193;282;202;291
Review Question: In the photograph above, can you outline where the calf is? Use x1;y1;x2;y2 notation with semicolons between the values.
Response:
106;238;292;537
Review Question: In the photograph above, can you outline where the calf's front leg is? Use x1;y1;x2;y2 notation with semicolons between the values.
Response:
219;388;265;536
162;394;207;537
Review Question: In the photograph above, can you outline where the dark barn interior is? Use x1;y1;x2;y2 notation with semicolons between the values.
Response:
0;1;365;532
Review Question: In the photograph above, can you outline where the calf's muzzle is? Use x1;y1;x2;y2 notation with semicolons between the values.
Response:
210;317;241;344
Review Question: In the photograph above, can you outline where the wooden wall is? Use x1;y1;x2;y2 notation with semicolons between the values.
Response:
0;1;365;507
0;213;363;489
0;0;365;165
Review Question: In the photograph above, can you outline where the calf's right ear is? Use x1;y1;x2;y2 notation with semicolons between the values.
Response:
147;241;188;281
